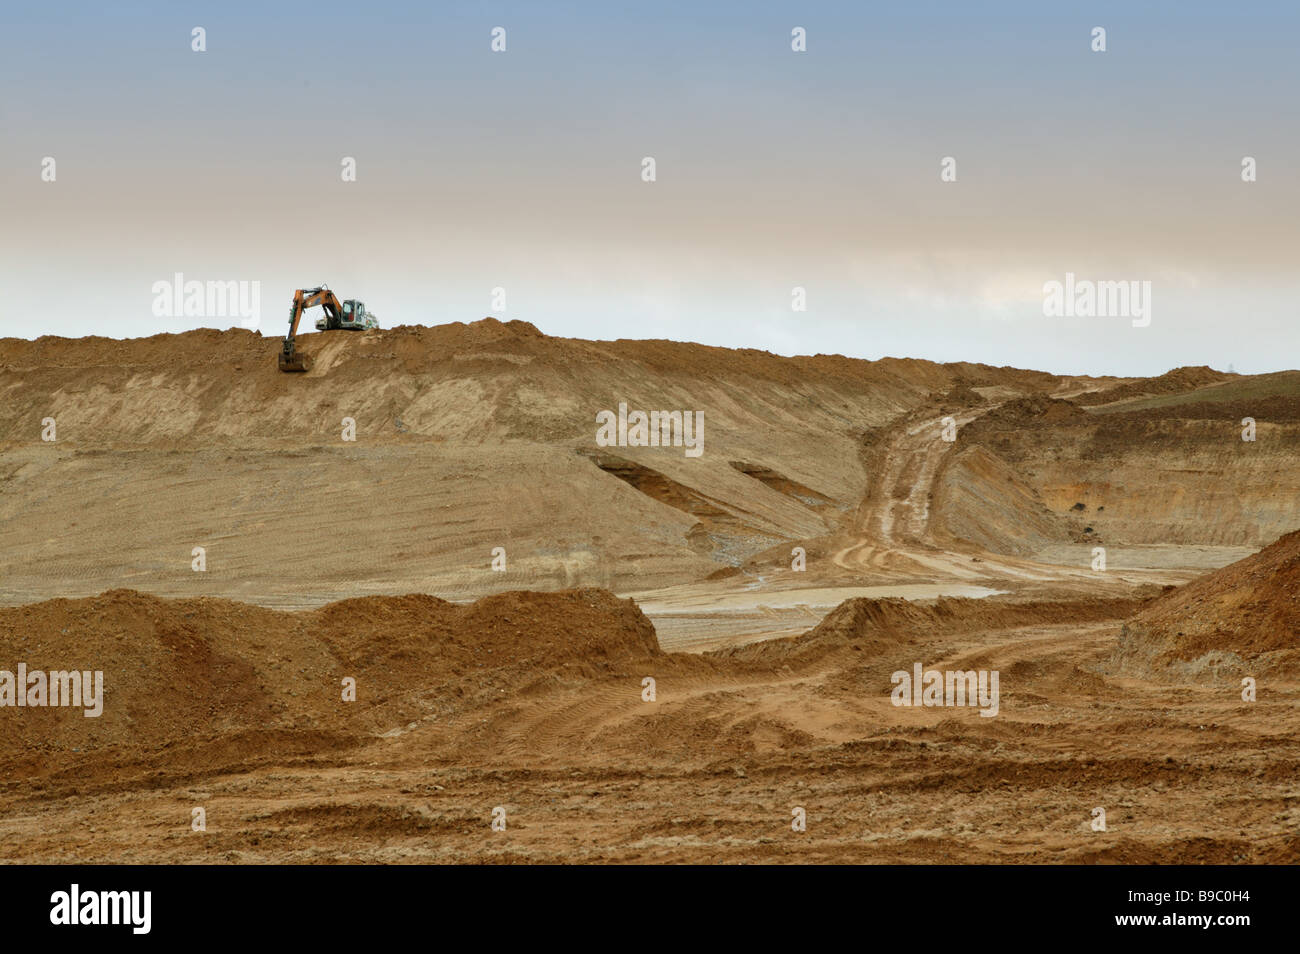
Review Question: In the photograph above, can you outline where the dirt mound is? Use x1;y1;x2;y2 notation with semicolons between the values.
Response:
1074;366;1233;406
960;395;1090;434
1110;529;1300;679
316;588;661;677
720;595;1151;663
1112;394;1300;423
939;381;987;411
0;587;660;773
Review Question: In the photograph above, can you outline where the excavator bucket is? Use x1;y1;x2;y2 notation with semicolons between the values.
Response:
278;351;310;372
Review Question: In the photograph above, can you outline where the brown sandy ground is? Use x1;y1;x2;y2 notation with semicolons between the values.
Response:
0;324;1296;863
0;585;1295;864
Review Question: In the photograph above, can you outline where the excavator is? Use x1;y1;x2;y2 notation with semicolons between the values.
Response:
278;285;378;372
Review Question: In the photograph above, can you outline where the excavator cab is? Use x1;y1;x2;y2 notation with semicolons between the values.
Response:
319;299;367;331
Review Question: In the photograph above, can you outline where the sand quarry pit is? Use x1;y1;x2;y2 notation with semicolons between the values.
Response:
0;324;1297;863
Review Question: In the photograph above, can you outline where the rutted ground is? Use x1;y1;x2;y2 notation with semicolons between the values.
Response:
0;587;1294;863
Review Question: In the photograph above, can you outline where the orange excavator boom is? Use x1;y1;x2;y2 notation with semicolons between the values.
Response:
278;286;344;372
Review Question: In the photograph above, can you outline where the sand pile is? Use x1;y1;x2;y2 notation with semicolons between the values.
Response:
0;587;661;771
1111;529;1300;680
314;588;661;678
0;589;322;762
720;595;1150;664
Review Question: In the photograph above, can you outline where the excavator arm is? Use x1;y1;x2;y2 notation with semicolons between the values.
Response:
279;286;344;372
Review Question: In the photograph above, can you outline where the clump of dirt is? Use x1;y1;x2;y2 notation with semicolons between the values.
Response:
1074;366;1233;406
1109;529;1300;680
940;381;987;411
959;395;1090;438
